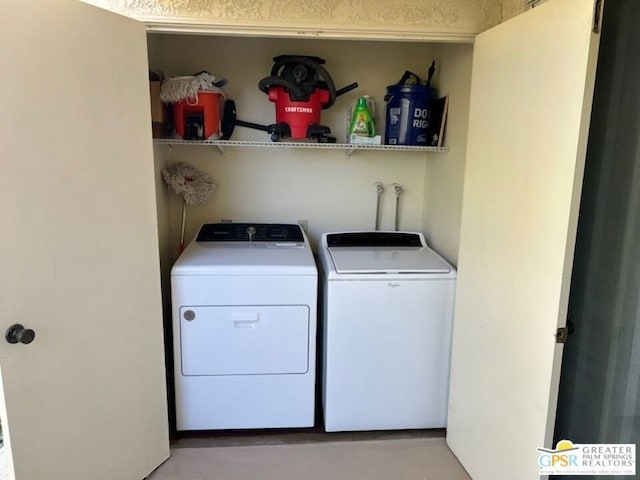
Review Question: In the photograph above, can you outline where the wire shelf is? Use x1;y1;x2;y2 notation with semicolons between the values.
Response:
153;138;448;158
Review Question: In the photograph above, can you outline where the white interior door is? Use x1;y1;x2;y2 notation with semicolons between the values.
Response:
0;1;169;478
447;0;602;479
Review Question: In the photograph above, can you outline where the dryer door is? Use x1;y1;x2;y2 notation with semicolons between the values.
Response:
180;305;310;376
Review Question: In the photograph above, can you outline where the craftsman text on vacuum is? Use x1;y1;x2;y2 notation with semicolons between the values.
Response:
285;106;314;113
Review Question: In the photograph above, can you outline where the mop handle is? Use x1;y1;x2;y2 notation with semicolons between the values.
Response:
179;199;187;254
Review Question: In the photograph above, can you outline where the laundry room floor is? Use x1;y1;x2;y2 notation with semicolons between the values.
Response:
148;430;470;480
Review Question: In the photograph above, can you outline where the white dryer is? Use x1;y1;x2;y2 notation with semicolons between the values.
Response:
318;231;456;432
171;223;317;430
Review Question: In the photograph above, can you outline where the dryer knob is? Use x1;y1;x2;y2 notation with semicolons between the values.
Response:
247;226;257;241
6;324;36;345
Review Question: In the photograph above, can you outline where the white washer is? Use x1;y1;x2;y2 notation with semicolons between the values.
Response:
318;231;456;432
171;223;317;430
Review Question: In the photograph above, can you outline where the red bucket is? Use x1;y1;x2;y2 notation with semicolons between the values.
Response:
173;91;222;140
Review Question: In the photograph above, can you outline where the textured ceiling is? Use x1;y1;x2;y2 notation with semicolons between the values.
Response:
86;0;506;37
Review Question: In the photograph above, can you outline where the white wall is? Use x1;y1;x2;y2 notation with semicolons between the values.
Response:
424;43;474;265
152;144;173;309
148;34;447;256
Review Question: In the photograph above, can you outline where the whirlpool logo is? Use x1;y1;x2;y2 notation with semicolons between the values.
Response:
387;282;401;288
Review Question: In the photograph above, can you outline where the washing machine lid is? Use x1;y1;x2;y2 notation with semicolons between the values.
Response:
172;223;316;275
326;232;451;274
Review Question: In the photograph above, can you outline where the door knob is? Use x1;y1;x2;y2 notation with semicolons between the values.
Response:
6;324;36;345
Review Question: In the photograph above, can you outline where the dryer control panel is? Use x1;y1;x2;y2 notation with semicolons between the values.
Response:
197;223;304;243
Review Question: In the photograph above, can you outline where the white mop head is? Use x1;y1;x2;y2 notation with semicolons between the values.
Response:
162;162;216;205
160;72;226;104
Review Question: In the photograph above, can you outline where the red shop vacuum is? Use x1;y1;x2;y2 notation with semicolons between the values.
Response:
221;55;357;143
260;55;358;142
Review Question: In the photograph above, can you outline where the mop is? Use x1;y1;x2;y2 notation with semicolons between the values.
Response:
160;71;226;104
162;162;216;254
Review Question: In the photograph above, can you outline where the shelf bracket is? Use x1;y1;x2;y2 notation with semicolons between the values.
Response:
345;148;355;160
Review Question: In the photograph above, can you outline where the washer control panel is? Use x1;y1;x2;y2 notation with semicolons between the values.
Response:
327;232;424;247
197;223;304;243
